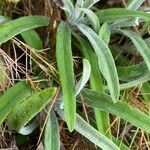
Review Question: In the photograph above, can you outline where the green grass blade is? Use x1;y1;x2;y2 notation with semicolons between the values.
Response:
56;22;76;132
7;87;57;131
75;59;91;96
75;114;120;150
0;81;32;124
120;30;150;72
82;88;150;133
78;24;120;102
96;8;150;23
44;111;60;150
21;30;43;49
0;15;49;45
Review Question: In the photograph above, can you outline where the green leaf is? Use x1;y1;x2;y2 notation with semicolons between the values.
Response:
0;15;10;24
140;82;150;102
56;22;76;131
81;88;150;133
127;0;144;10
79;8;100;31
96;8;150;23
83;0;100;8
112;137;129;150
75;59;91;96
21;30;43;50
7;87;56;131
0;15;49;45
120;73;150;90
44;111;60;150
19;118;38;135
0;81;32;124
78;24;120;102
60;0;74;18
119;30;150;73
74;36;111;137
75;114;120;150
98;23;110;46
56;108;120;150
75;0;84;8
117;62;148;81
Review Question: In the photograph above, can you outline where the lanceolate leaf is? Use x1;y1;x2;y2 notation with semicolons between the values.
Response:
44;111;60;150
83;0;100;8
56;107;120;150
0;15;49;45
19;118;38;135
120;30;150;73
105;73;150;91
60;0;74;18
98;23;111;46
8;87;57;131
96;8;150;23
75;59;91;96
0;81;32;124
21;30;43;50
0;15;10;24
56;22;76;131
79;8;100;31
82;88;150;133
127;0;145;10
78;24;120;102
75;114;120;150
140;82;150;102
117;62;148;81
75;36;111;137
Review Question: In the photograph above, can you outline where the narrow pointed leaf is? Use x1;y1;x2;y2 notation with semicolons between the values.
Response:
74;36;111;137
44;111;60;150
75;0;84;8
8;87;57;131
0;81;32;124
56;108;120;150
83;0;100;8
140;82;150;102
127;0;145;10
79;8;100;31
82;88;150;133
21;30;43;49
117;62;148;81
75;59;91;96
75;114;120;150
60;0;74;17
96;8;150;23
98;23;110;45
56;22;76;131
120;30;150;72
105;73;150;91
19;118;38;135
0;15;49;45
78;24;120;102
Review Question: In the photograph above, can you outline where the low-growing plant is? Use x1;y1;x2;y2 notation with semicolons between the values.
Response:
0;0;150;149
